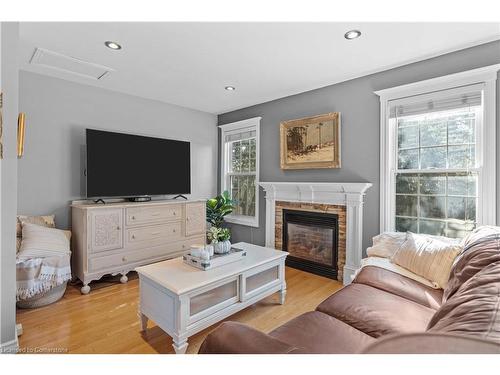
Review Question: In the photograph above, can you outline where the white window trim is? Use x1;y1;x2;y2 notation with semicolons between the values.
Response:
375;64;500;233
219;117;261;227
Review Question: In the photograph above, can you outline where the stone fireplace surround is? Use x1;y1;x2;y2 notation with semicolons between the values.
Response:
259;182;372;285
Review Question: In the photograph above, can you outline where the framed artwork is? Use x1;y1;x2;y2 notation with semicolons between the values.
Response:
280;112;341;169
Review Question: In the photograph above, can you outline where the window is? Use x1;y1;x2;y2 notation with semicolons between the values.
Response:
219;117;261;227
393;89;480;237
376;65;498;238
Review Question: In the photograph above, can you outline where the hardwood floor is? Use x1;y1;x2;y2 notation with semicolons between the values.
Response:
16;267;342;354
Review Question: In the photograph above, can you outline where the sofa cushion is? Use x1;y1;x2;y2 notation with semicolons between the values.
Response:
366;232;407;258
427;261;500;344
199;321;302;354
444;226;500;302
391;232;461;289
316;283;435;338
269;311;375;353
361;332;500;354
354;266;443;310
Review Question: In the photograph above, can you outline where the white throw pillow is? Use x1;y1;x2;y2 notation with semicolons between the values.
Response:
391;232;462;289
366;232;407;258
17;214;56;237
18;223;71;260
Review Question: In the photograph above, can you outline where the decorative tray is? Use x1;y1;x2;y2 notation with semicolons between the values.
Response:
183;247;247;270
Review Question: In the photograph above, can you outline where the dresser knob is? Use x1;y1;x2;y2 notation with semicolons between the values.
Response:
117;226;121;230
173;212;176;215
131;216;135;220
132;235;135;239
122;257;127;262
173;229;176;233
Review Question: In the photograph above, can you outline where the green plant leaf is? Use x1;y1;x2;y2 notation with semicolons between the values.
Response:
207;198;218;208
206;192;235;228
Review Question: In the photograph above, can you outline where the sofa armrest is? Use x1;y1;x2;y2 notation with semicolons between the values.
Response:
198;322;300;354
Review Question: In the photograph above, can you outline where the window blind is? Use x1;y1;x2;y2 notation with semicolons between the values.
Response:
224;128;256;143
389;84;483;118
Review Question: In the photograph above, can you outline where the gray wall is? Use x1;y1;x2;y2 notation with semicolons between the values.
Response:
18;71;218;230
218;40;500;254
1;22;19;350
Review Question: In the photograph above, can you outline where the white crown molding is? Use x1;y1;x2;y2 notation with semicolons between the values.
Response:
259;181;372;285
218;116;262;131
374;63;500;100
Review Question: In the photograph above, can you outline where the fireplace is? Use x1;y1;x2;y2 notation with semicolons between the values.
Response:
282;209;338;279
260;182;372;284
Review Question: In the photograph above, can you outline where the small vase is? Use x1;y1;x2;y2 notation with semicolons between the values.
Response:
213;240;231;254
200;248;210;261
205;244;215;257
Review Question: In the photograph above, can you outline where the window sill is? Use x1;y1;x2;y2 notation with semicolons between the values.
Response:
225;215;259;228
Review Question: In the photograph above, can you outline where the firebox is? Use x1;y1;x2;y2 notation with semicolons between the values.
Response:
282;209;338;279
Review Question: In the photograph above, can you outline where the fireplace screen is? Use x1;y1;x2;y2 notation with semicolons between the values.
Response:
287;223;334;265
283;209;338;279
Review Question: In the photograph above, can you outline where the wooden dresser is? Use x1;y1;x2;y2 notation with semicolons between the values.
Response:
71;200;206;294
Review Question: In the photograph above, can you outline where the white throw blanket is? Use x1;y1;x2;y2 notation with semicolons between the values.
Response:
16;255;72;301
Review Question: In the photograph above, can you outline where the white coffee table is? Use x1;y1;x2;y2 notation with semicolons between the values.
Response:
135;242;288;354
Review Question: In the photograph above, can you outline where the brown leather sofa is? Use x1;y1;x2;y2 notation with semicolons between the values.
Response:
199;228;500;354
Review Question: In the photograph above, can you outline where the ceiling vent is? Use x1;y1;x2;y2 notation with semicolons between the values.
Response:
30;48;114;80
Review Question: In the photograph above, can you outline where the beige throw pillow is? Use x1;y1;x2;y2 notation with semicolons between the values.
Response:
16;214;56;237
366;232;408;258
391;232;462;289
16;214;57;253
18;223;71;260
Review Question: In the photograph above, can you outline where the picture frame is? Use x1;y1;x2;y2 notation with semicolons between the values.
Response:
280;112;341;169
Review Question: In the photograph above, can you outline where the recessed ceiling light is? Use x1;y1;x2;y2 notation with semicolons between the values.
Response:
105;41;122;50
225;86;236;91
344;30;361;40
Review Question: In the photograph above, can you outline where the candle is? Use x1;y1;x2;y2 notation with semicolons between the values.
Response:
190;244;204;258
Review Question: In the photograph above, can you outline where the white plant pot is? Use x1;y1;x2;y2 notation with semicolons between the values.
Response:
213;240;231;254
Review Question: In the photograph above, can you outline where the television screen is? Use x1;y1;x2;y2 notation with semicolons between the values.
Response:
86;129;191;198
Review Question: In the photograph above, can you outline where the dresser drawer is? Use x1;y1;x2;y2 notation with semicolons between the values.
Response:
126;205;182;226
88;236;204;272
127;222;182;243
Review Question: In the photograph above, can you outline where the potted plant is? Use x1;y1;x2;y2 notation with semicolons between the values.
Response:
206;191;234;254
207;227;232;254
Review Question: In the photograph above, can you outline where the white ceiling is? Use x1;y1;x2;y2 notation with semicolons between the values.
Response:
19;22;500;114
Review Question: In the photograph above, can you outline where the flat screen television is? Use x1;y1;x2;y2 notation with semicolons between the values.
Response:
86;129;191;198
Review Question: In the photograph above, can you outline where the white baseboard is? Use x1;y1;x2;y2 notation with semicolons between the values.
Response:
0;336;19;354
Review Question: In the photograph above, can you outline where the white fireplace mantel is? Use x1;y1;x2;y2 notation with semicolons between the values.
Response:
259;182;372;285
